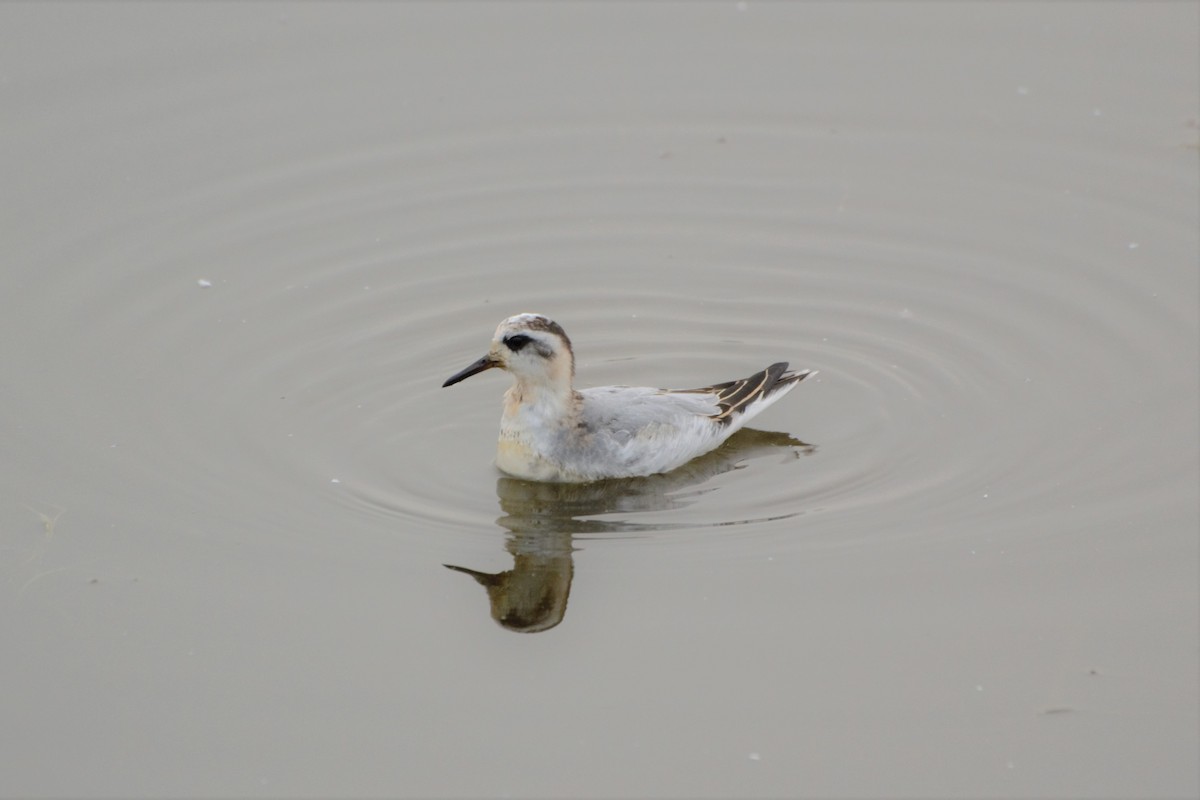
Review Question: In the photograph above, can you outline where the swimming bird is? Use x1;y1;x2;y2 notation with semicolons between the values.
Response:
442;313;814;482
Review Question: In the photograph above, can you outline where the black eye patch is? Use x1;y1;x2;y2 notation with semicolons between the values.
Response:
504;334;533;352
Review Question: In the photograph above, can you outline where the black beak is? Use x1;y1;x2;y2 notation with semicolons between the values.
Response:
443;563;503;587
442;355;499;387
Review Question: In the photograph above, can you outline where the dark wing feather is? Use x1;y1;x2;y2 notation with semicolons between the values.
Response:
671;362;810;425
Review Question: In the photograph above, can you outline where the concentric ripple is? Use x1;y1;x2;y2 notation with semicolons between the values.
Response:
16;121;1196;558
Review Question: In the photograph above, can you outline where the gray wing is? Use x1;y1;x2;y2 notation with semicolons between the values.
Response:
573;384;729;476
578;386;719;443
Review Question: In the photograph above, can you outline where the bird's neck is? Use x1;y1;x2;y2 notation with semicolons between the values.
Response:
503;376;579;423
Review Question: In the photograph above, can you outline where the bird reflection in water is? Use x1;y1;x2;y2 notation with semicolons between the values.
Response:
444;428;815;633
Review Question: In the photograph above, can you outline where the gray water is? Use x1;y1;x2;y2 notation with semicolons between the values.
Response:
2;3;1197;797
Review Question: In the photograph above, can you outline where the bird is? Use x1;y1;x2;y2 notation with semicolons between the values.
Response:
442;313;814;482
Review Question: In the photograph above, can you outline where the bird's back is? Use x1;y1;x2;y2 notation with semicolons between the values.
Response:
567;362;813;480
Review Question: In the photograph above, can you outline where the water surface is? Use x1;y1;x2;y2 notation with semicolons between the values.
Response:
2;3;1197;797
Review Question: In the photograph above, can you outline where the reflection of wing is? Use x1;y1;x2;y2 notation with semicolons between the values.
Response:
672;362;814;425
495;426;815;532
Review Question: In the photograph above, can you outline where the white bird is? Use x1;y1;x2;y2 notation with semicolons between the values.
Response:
442;313;814;482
